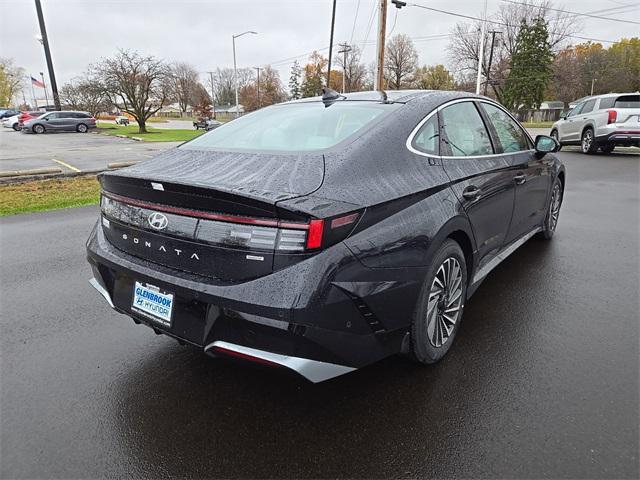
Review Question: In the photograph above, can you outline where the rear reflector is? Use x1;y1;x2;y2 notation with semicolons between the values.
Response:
212;346;280;367
306;219;325;249
607;110;617;124
331;212;359;229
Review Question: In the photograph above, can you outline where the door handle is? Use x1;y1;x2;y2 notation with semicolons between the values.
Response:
514;173;526;185
462;186;481;200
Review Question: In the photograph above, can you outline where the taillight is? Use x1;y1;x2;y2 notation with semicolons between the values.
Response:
607;110;617;124
101;192;361;253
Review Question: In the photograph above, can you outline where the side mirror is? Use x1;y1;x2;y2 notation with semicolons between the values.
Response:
535;135;559;154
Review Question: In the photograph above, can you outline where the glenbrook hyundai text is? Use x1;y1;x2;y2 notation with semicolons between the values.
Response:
87;90;565;382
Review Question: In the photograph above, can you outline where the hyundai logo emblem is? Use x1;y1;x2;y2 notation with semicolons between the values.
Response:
148;212;169;231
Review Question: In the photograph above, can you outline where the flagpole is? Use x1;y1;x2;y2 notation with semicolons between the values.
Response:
40;72;49;108
29;75;37;109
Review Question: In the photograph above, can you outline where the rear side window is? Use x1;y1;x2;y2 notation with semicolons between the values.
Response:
581;99;596;114
480;102;531;152
614;95;640;108
598;97;615;109
411;115;439;155
182;102;399;152
440;102;493;157
569;103;584;117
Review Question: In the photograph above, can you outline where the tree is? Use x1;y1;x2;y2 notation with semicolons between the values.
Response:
169;62;199;116
289;60;302;99
59;77;109;117
502;18;554;110
607;37;640;93
0;58;24;107
448;1;579;100
92;49;170;133
240;65;287;112
301;51;327;97
334;44;367;92
384;34;418;89
414;64;455;90
547;46;582;107
191;82;212;118
211;67;254;106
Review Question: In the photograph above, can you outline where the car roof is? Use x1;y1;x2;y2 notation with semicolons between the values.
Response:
282;89;475;105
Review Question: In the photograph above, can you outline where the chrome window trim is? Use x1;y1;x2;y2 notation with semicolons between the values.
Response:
406;97;535;159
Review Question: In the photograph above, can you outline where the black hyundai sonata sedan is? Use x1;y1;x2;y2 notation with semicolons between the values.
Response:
87;89;564;382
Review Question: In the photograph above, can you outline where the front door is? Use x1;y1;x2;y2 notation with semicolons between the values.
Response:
439;100;516;272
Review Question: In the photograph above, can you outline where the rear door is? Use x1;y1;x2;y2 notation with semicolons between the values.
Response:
439;100;515;271
479;101;551;242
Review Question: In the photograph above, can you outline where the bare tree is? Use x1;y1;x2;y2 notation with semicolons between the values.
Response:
169;62;199;116
212;67;254;106
92;50;170;133
384;34;418;89
59;77;109;117
334;44;367;92
447;1;580;100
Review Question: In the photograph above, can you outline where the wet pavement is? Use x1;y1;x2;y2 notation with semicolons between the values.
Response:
1;150;638;478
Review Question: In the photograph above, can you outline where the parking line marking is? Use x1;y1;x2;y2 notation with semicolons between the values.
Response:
52;158;81;172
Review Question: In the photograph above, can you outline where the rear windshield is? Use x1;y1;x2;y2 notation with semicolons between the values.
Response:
614;95;640;108
182;101;399;152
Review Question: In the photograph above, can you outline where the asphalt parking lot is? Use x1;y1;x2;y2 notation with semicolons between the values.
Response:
0;128;179;173
1;150;638;478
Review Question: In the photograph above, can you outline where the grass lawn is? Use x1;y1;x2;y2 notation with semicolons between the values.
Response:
97;122;204;142
0;176;100;216
522;121;554;128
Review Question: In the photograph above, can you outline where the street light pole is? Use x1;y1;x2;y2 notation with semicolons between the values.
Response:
34;0;60;110
232;30;257;118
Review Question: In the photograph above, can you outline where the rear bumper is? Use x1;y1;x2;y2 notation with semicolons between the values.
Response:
597;131;640;147
86;222;417;381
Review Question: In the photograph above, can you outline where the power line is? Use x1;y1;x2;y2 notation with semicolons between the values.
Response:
501;0;640;25
349;0;361;45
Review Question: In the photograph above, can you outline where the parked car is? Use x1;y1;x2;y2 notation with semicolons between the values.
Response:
22;110;97;134
194;118;222;131
17;111;45;129
87;90;564;383
115;116;130;126
0;108;20;120
551;93;640;154
2;114;21;131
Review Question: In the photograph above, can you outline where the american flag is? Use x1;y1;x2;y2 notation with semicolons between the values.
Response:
31;76;45;88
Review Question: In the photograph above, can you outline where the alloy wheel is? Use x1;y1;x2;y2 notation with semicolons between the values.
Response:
426;257;463;348
78;124;88;133
549;183;562;232
582;130;593;153
34;124;44;134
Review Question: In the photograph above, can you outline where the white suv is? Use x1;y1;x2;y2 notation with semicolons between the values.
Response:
550;93;640;154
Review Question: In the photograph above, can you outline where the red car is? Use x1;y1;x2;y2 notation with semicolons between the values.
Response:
18;111;45;129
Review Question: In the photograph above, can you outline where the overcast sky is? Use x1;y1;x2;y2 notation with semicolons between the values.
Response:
1;0;638;100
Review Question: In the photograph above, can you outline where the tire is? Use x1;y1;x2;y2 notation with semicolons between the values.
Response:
600;144;614;154
538;177;563;240
12;123;20;131
581;127;597;154
410;239;467;364
33;124;45;134
76;123;88;133
550;129;562;151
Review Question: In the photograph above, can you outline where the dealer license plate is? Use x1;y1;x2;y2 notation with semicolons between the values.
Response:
131;281;174;327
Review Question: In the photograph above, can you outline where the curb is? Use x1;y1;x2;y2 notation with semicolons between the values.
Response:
0;167;63;178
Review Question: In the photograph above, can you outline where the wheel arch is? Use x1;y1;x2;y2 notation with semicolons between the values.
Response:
581;123;596;137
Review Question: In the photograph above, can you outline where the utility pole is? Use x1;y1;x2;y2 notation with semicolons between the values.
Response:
337;42;352;93
34;0;60;110
483;30;501;96
206;71;216;119
590;78;597;95
40;72;50;108
254;67;262;107
475;0;488;95
375;0;388;90
327;0;337;88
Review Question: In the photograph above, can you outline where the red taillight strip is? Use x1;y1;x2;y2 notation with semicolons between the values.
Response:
102;191;310;230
